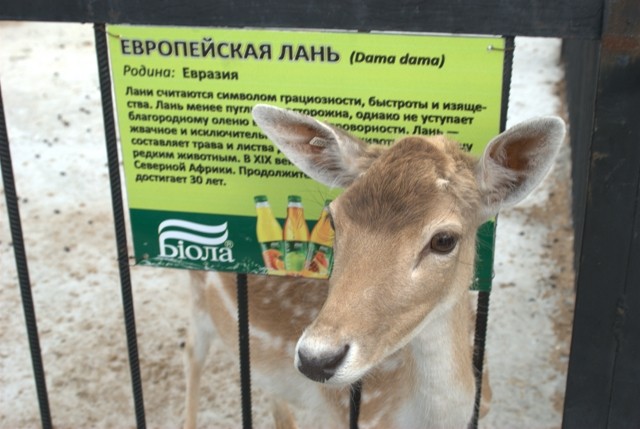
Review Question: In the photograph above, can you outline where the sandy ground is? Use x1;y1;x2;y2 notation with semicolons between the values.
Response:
0;23;574;428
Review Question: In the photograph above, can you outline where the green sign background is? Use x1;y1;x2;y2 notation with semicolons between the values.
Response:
106;25;505;283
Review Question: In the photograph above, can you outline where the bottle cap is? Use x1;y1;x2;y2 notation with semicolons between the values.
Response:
254;195;268;203
288;195;302;203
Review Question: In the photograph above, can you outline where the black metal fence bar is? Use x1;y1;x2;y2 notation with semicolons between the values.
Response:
469;34;513;429
93;23;147;429
0;0;603;39
470;291;490;428
236;273;253;429
349;380;363;429
0;81;53;429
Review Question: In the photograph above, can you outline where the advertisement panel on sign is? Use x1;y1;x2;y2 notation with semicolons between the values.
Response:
106;25;505;284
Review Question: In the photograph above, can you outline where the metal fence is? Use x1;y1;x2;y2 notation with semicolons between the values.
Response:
1;0;639;428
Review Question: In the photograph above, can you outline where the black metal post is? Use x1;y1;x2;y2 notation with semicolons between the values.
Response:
349;380;363;429
470;291;490;429
236;273;253;429
93;23;147;428
0;80;53;429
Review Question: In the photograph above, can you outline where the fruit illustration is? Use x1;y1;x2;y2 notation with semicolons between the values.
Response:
303;200;334;279
263;248;285;271
285;251;306;272
308;251;329;274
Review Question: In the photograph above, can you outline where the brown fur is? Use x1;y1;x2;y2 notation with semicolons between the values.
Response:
183;106;564;429
185;136;485;428
342;137;480;233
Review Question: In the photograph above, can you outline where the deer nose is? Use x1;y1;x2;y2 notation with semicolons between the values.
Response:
297;344;350;383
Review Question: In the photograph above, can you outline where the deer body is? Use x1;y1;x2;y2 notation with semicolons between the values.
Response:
184;105;565;429
187;271;475;428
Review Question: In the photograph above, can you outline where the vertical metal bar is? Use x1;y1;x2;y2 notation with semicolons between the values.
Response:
499;37;515;132
349;380;363;429
93;23;147;429
470;291;490;429
469;35;513;429
0;83;53;429
236;273;253;429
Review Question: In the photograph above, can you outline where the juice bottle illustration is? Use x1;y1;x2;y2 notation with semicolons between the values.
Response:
254;195;285;275
303;200;335;279
283;195;309;274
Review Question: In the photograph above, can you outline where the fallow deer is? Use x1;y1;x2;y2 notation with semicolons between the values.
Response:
183;104;565;428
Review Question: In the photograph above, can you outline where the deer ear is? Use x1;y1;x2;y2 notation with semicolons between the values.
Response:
252;104;375;188
476;117;565;219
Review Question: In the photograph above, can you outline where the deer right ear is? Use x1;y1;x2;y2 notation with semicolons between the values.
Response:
252;104;376;188
476;116;565;219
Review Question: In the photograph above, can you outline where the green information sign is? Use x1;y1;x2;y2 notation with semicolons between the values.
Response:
106;25;505;286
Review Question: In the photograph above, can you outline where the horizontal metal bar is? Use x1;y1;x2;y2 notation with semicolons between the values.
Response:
1;0;603;39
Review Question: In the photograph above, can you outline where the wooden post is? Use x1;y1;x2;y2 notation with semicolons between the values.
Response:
563;0;640;427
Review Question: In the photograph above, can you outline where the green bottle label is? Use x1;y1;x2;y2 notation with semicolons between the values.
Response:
260;240;284;271
305;242;334;276
284;241;308;272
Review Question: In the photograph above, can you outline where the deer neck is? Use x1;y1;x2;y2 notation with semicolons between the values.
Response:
397;295;475;428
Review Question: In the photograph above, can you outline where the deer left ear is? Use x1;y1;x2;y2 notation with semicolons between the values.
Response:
476;117;565;219
252;104;377;188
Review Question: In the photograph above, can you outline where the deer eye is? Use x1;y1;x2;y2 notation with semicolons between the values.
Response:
430;232;459;254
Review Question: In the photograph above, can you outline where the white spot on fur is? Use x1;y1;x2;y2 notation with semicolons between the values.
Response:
436;178;450;189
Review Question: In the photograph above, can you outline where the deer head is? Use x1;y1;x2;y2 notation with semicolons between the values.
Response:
252;104;564;385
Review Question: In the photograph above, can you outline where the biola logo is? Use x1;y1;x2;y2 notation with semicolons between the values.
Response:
158;219;235;262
